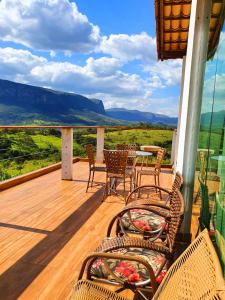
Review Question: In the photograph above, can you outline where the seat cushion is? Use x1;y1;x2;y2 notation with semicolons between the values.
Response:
120;209;166;233
92;166;106;172
90;246;167;284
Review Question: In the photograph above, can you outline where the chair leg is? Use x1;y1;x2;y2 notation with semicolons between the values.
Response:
139;173;142;186
130;175;133;192
157;174;162;199
123;177;126;201
133;169;137;189
102;175;108;202
91;170;95;187
86;170;91;192
154;174;157;194
136;172;139;187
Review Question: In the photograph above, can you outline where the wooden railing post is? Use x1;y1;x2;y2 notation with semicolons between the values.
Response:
61;128;73;180
96;127;105;163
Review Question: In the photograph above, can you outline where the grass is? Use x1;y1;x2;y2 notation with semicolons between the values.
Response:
0;128;174;180
85;129;173;164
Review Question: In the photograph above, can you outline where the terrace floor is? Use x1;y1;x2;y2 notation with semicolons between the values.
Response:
0;162;190;300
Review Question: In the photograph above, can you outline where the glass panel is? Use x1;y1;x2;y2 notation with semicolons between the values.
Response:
196;25;225;277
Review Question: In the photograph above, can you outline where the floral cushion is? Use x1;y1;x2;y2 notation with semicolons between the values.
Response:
90;246;167;284
120;209;166;233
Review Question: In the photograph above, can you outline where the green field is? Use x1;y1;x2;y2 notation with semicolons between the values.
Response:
0;128;173;181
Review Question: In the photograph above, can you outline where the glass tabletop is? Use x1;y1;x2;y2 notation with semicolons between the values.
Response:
135;151;153;157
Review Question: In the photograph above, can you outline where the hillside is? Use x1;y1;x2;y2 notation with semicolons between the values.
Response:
200;110;225;131
106;108;178;126
0;79;180;127
0;79;120;125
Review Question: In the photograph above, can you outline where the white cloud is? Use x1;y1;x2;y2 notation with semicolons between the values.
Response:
0;0;101;53
144;60;182;87
99;32;156;63
0;47;153;101
85;57;123;76
0;47;46;82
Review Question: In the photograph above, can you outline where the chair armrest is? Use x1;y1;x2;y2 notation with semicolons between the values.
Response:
121;204;171;219
78;251;159;292
126;185;172;205
126;200;170;210
106;205;170;238
97;236;171;256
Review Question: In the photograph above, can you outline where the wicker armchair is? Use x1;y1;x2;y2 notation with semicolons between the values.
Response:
85;144;106;192
70;230;225;300
103;150;135;200
68;280;128;300
107;180;184;241
78;189;184;298
136;148;166;199
116;144;137;168
152;229;225;300
125;171;183;206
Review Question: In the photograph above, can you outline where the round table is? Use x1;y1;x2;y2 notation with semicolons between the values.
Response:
140;145;161;153
135;151;153;167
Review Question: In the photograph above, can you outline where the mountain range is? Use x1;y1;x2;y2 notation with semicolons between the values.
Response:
0;79;178;126
106;108;178;126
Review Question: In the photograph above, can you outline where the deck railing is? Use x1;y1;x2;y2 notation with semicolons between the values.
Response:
0;125;176;182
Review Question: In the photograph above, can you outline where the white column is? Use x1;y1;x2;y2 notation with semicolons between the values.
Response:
96;127;105;163
176;0;212;234
61;128;73;180
171;129;177;165
174;56;186;170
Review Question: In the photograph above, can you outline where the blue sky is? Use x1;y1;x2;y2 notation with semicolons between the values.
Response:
0;0;182;116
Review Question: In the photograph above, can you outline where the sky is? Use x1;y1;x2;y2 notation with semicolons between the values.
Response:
0;0;182;116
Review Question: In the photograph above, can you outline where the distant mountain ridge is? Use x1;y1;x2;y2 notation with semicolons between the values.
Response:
0;79;120;125
106;108;178;126
0;79;179;126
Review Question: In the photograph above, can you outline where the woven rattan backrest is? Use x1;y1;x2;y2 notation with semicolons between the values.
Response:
104;150;128;175
199;150;207;181
85;144;95;166
69;280;129;300
116;144;136;167
155;148;165;171
116;144;136;151
167;189;185;251
171;172;183;193
152;229;225;300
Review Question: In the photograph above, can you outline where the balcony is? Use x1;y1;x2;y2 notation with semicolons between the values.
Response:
0;160;177;299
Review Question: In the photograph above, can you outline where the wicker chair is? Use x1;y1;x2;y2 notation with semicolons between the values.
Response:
136;148;166;199
70;230;225;300
116;144;137;168
68;280;129;300
125;171;183;206
152;229;225;300
85;144;106;192
107;178;184;241
103;150;135;200
116;144;137;189
78;189;184;298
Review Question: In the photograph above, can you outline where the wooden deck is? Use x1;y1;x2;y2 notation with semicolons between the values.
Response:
0;162;174;299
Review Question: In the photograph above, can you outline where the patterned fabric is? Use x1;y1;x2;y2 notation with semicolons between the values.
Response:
120;209;166;233
90;247;167;284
